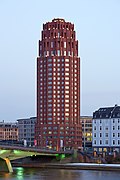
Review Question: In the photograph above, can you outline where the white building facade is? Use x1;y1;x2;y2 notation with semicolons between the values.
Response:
92;105;120;153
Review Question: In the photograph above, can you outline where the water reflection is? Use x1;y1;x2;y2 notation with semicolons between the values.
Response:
0;168;120;180
16;167;24;180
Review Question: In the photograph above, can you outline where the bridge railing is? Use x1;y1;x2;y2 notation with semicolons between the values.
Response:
0;142;73;154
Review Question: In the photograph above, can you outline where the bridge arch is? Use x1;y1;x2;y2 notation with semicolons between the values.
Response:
0;157;13;173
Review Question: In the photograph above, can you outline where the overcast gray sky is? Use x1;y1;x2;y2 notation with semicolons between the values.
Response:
0;0;120;121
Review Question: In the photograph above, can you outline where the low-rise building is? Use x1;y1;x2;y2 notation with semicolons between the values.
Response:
17;117;36;147
92;104;120;153
0;121;18;143
80;116;92;150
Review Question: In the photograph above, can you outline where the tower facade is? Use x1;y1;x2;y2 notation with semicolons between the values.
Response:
35;18;82;150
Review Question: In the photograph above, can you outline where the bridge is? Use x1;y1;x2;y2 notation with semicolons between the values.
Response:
0;144;73;173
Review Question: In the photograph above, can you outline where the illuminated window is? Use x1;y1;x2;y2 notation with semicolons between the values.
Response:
65;113;69;116
64;51;66;56
65;59;69;62
65;104;69;107
65;64;69;67
64;42;66;48
65;91;69;93
66;68;69;71
65;99;69;102
65;109;69;112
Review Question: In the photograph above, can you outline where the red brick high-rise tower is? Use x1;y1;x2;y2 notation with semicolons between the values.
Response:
35;18;82;150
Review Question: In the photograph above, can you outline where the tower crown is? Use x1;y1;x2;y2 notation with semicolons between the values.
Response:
52;18;65;22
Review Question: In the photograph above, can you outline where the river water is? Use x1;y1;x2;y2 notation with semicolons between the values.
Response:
0;167;120;180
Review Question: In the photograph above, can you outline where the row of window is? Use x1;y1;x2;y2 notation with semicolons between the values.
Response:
40;82;78;86
40;77;77;81
40;104;77;110
39;95;77;99
39;63;78;68
39;58;77;63
40;113;78;120
39;99;78;104
41;39;76;49
94;133;120;138
44;21;74;31
40;112;78;117
43;126;75;130
94;119;120;123
40;50;76;57
94;125;120;130
94;140;120;145
39;86;77;91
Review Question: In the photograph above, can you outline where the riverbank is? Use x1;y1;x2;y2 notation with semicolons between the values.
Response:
12;163;120;171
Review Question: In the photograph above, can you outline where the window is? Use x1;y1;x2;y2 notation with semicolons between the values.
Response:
65;63;69;67
65;113;69;116
100;140;102;145
113;140;115;145
48;73;52;76
65;99;69;103
51;42;54;48
48;68;52;71
48;82;52;84
113;126;115;130
48;86;52;89
65;59;69;62
48;64;52;67
57;32;60;37
105;126;108;130
65;91;69;94
105;140;108;144
65;82;69;85
65;109;69;112
48;77;52;80
68;51;70;56
113;133;115;137
64;51;66;56
58;50;60;56
64;42;66;48
65;77;69;80
105;133;108;137
94;133;96;137
48;59;52;62
65;68;69;71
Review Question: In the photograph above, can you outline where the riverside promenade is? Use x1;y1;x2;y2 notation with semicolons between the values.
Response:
13;163;120;171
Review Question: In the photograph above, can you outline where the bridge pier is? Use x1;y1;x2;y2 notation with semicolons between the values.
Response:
0;158;13;173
